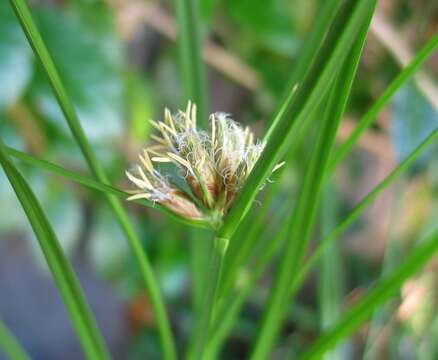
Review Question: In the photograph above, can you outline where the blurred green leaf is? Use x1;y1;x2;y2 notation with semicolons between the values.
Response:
226;0;297;56
125;72;154;142
0;318;30;360
392;81;438;167
0;1;32;111
299;228;438;360
31;5;123;142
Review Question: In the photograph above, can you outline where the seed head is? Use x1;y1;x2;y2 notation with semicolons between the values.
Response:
126;102;283;225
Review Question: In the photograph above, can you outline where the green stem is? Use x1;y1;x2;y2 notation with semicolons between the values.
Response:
189;236;229;359
0;320;30;360
175;0;208;126
6;146;211;230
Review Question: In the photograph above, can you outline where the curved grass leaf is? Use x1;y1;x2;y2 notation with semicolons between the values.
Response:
0;319;30;360
207;125;438;356
0;140;109;360
5;146;211;229
218;0;377;242
328;32;438;172
8;1;177;357
220;0;342;299
298;228;438;359
251;8;375;354
292;126;438;295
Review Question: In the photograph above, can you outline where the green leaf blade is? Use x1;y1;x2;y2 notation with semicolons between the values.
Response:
299;229;438;359
0;141;109;360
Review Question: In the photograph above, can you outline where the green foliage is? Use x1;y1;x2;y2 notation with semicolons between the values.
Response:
299;229;438;359
0;139;109;360
1;0;438;358
0;1;32;111
0;319;30;360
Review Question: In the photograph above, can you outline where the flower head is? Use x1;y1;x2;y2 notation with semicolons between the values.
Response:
126;102;281;225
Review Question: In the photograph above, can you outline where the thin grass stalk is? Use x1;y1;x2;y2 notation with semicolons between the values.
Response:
6;147;211;229
327;32;438;173
174;0;210;320
0;140;109;360
277;0;342;97
251;12;375;356
175;0;208;126
363;221;402;360
8;1;176;358
318;185;345;360
0;319;30;360
298;228;438;359
188;236;228;359
205;225;289;357
250;78;342;360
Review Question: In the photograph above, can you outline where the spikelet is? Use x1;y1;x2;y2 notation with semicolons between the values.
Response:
126;102;284;223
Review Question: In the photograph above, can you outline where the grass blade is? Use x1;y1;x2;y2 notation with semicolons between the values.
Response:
0;319;30;360
298;228;438;359
8;1;177;357
207;104;438;360
174;0;209;301
280;0;342;91
218;0;377;243
221;0;342;299
318;186;345;360
328;32;438;172
0;140;109;360
251;9;375;356
6;147;211;229
292;126;438;296
175;0;208;125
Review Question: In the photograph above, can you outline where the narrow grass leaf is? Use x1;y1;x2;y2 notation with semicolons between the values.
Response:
8;1;177;357
251;10;375;356
208;118;438;360
298;228;438;360
0;319;30;360
174;0;211;331
218;0;377;243
328;32;438;173
175;0;208;125
221;0;342;298
318;186;345;360
6;147;211;229
292;126;438;295
0;140;109;360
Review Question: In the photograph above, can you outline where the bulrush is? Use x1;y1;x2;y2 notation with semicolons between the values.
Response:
126;102;282;226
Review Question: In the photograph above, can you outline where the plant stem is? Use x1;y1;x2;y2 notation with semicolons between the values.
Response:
189;236;229;359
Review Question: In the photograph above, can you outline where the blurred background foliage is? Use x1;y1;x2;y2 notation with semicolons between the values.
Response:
0;0;437;359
